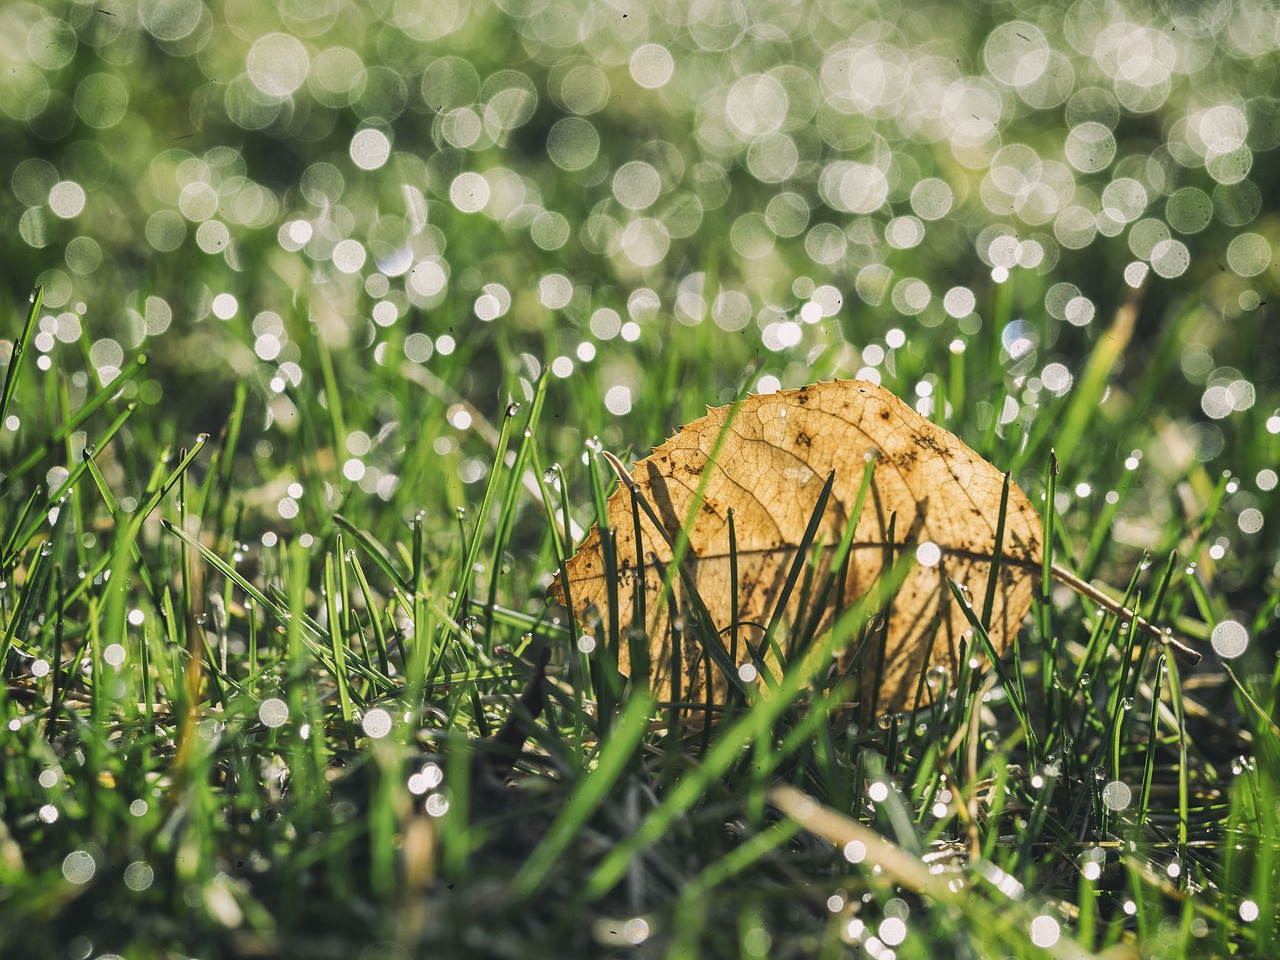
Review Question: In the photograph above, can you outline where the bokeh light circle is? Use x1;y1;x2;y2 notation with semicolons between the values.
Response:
631;44;674;89
1226;233;1270;276
247;33;309;99
547;117;599;171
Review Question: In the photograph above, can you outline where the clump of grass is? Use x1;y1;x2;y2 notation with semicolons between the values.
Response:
1;275;1276;960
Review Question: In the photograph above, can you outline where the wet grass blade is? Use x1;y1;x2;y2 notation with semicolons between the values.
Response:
511;689;655;900
1;353;147;491
7;403;138;562
581;556;912;900
448;396;517;624
333;513;411;595
981;470;1011;632
950;578;1040;766
0;285;42;438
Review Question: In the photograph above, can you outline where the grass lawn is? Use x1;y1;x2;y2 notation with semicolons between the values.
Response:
2;1;1278;957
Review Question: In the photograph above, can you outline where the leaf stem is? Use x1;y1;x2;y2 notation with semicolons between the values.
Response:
1048;562;1200;665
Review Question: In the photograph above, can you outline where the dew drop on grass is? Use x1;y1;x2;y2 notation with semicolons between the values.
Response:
505;401;521;418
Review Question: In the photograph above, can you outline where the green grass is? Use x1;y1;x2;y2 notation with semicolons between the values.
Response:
4;1;1280;954
1;273;1276;959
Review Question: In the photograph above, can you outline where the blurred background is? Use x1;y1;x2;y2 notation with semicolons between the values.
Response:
1;0;1277;605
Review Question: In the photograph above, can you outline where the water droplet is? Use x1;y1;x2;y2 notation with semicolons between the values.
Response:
83;444;97;459
1079;673;1090;687
456;506;466;519
196;433;209;444
345;549;356;561
1121;697;1134;711
40;541;53;556
585;435;602;454
505;402;521;418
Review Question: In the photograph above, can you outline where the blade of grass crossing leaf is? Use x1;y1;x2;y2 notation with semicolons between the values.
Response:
614;379;752;675
908;618;942;717
628;474;650;692
601;454;744;701
603;532;625;670
869;512;897;719
796;454;876;652
582;556;912;899
949;578;1039;766
981;471;1011;632
528;445;586;724
128;436;209;549
1038;450;1058;718
759;469;837;684
727;507;739;668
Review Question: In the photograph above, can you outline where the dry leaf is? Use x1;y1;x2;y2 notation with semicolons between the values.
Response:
549;379;1043;712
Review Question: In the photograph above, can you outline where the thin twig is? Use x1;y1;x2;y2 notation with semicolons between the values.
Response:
1049;562;1200;665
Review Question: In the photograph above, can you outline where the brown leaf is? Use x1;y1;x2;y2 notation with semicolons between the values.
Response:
548;380;1043;712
